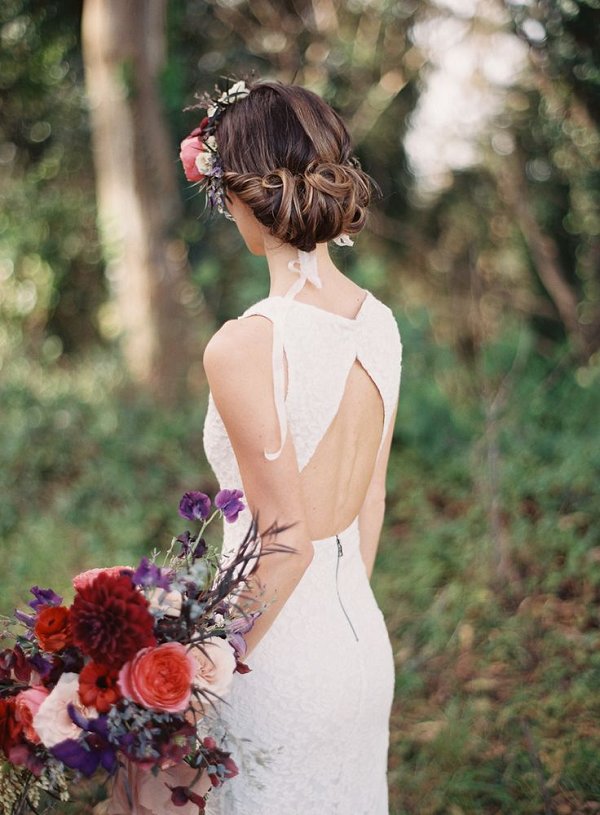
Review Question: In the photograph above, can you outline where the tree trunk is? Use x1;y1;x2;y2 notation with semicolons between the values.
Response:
497;153;589;360
82;0;203;400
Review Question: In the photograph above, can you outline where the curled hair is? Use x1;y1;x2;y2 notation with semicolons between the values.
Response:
216;82;376;251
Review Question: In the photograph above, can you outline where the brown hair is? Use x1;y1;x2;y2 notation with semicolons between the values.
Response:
216;81;375;252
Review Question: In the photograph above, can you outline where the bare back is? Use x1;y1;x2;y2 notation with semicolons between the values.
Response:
238;282;401;541
298;357;384;538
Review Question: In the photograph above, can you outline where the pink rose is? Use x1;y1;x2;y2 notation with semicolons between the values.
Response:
72;566;132;592
14;686;49;743
33;673;95;748
190;637;236;704
118;643;195;714
179;119;209;183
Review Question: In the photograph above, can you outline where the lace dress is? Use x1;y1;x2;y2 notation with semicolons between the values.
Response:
203;258;402;815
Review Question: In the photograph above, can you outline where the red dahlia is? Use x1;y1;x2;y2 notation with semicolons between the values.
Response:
70;573;156;669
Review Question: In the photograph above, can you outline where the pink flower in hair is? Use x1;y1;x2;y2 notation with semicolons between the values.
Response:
180;118;211;183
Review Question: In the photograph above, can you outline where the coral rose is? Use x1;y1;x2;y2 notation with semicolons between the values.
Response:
34;605;72;652
191;637;236;702
78;662;122;714
70;572;156;669
14;686;49;743
118;643;195;714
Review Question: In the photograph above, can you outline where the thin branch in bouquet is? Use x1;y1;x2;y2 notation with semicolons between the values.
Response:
214;518;300;622
206;517;297;614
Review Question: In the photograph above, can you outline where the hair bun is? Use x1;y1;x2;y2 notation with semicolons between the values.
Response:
224;160;373;252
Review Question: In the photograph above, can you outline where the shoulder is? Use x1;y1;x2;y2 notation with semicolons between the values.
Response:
203;317;273;388
364;293;402;347
202;316;285;466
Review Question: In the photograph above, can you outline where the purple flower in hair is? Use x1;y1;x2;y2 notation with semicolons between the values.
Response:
179;491;211;521
215;489;245;523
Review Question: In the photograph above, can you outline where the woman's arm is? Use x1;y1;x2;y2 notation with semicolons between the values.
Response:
203;317;314;658
358;406;397;580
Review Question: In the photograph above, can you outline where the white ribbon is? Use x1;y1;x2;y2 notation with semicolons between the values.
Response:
287;249;323;289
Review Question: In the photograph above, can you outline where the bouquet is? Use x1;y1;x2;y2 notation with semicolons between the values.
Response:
0;488;279;814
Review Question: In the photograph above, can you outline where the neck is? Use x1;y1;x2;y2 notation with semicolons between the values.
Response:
263;237;338;297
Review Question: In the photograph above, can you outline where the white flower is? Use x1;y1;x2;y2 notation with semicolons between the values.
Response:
190;637;236;700
148;587;182;618
333;233;354;247
33;673;95;748
195;149;214;176
219;80;249;106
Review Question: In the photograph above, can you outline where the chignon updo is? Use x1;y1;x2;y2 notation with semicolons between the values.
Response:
216;81;375;252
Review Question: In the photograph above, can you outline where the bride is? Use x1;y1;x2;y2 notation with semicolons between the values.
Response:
183;79;402;814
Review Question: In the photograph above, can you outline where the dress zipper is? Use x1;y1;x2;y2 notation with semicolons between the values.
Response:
335;536;359;642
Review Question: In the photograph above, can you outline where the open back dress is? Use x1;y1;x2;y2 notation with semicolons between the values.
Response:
203;261;402;815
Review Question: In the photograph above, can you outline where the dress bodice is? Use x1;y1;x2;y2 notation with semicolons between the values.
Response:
203;289;402;560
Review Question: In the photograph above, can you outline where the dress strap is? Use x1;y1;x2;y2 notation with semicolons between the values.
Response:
264;249;321;461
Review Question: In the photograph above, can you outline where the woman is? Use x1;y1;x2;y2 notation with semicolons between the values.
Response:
183;79;402;814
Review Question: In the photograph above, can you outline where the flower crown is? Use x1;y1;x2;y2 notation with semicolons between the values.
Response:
179;80;250;218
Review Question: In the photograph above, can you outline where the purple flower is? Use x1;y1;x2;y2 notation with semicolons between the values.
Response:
176;532;207;560
227;632;247;658
215;489;245;523
51;707;118;776
226;612;259;636
176;530;192;555
179;491;212;521
226;612;259;658
28;650;54;678
28;586;63;612
132;557;172;590
14;609;35;629
52;738;101;777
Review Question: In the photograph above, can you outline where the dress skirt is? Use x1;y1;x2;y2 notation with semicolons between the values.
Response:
205;516;395;815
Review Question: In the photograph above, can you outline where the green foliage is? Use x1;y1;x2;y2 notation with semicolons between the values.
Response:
0;352;212;614
378;321;600;814
0;0;105;355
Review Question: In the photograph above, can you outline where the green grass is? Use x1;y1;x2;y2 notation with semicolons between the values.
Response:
1;320;599;814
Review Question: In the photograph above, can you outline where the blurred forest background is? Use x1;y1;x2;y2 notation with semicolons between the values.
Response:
1;0;599;812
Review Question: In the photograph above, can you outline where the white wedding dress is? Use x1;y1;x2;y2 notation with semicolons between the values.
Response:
203;254;402;815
